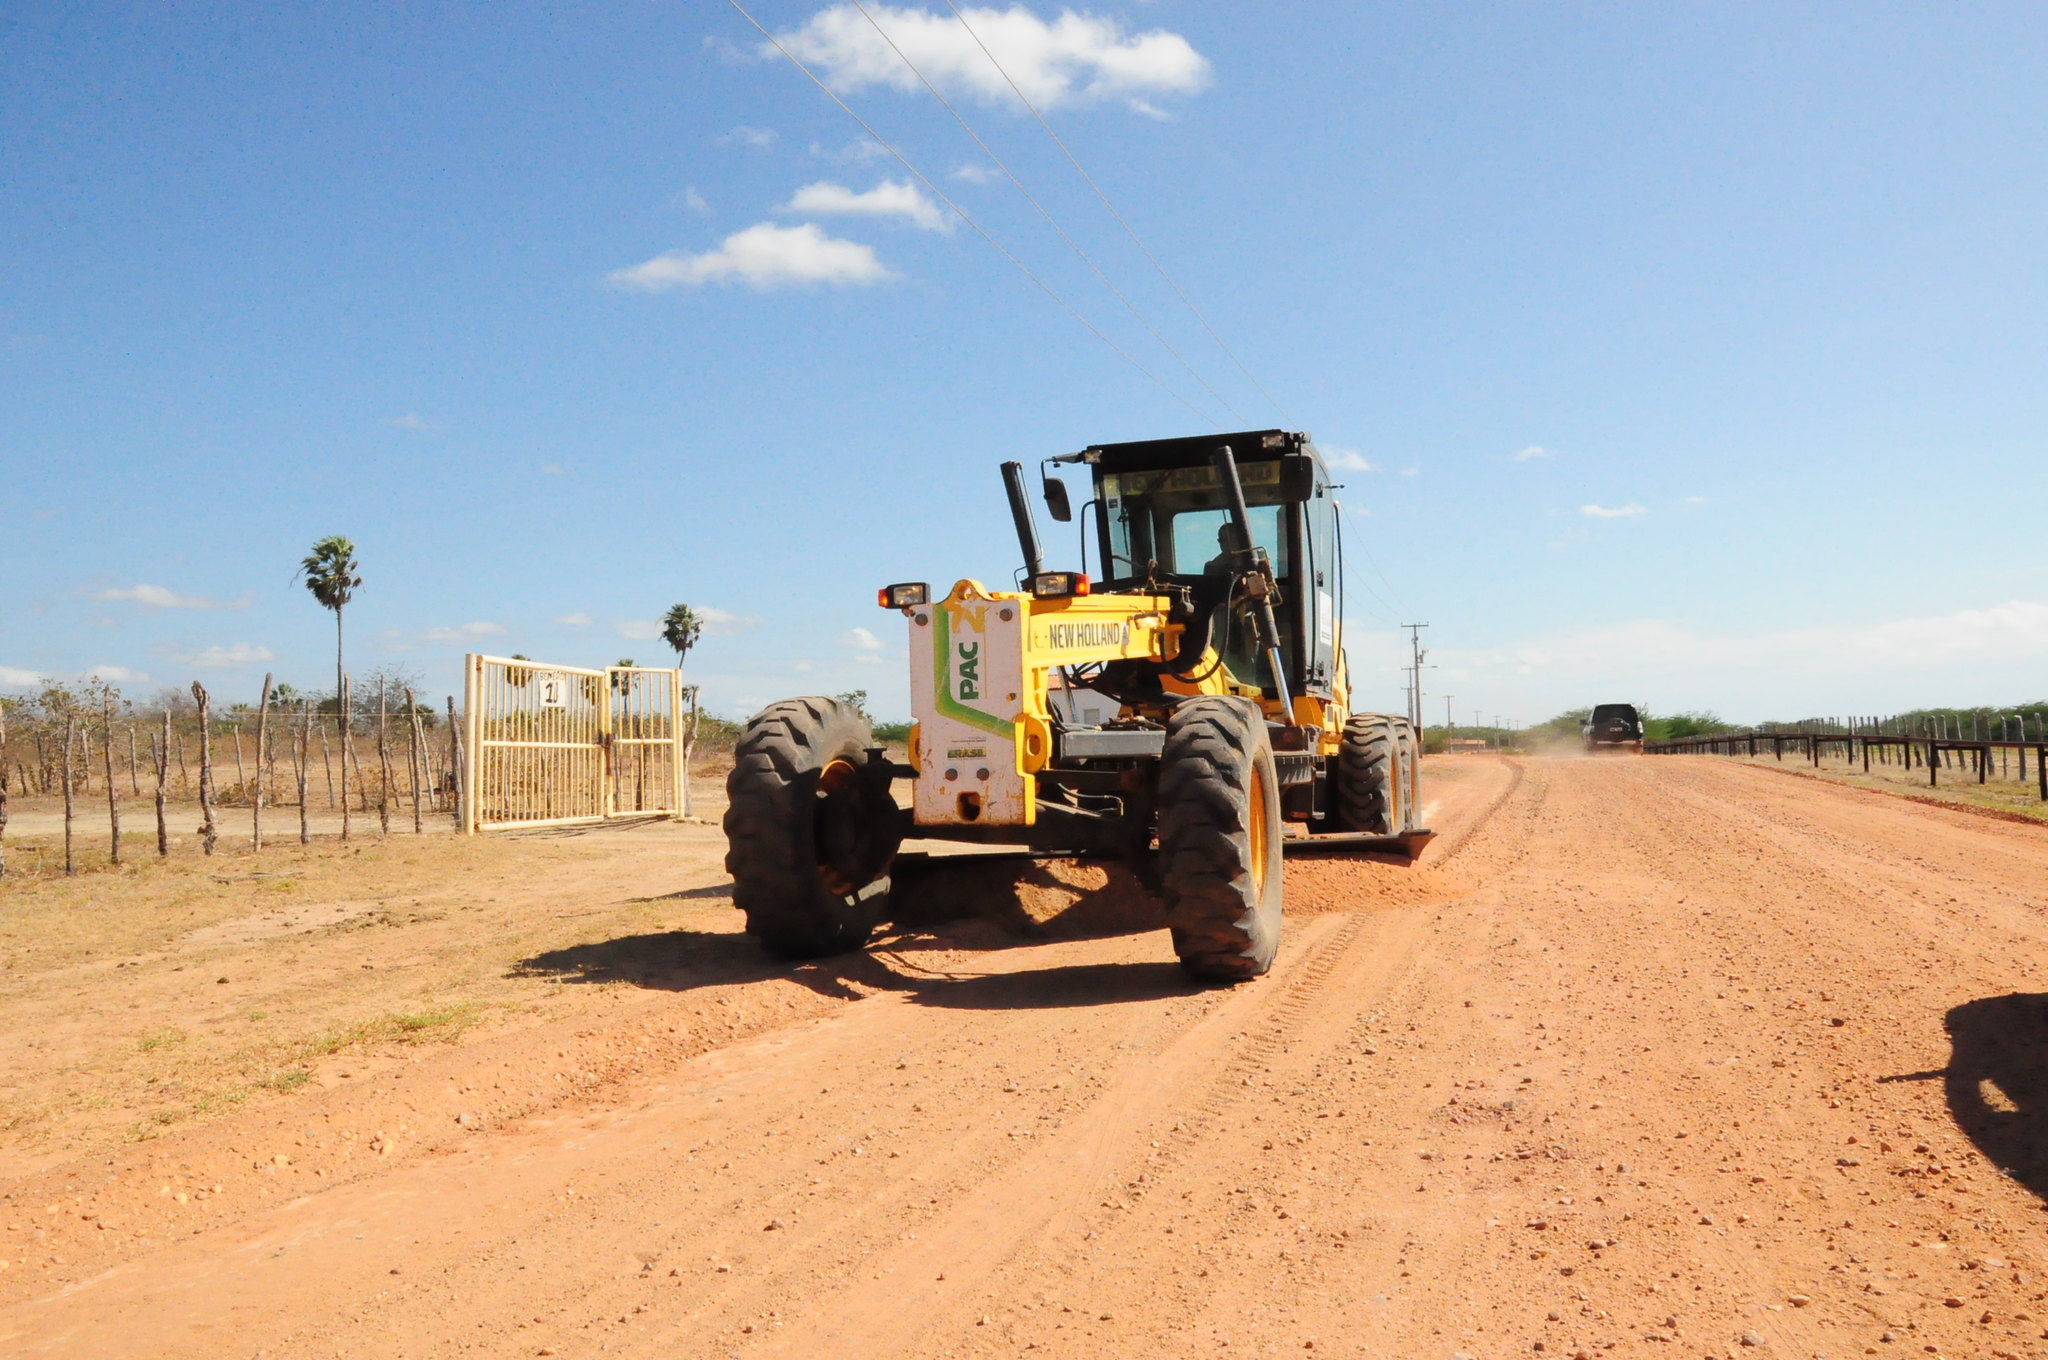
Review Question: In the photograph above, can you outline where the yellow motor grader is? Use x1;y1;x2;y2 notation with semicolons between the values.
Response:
724;430;1427;981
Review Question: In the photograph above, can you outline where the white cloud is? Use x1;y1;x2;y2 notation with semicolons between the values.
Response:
841;626;885;652
555;613;593;627
386;412;432;431
1682;495;1707;505
698;607;761;636
809;138;892;166
421;622;507;644
682;186;711;214
1399;466;1420;477
1322;446;1377;473
782;178;950;232
717;125;778;148
1580;503;1648;519
541;463;565;476
616;619;663;642
1514;445;1552;462
90;583;246;610
771;5;1211;111
173;643;275;670
1126;97;1170;120
950;162;1000;184
84;665;150;683
1436;599;2048;722
0;664;45;688
607;222;895;291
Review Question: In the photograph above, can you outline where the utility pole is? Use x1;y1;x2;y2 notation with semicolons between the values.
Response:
1401;623;1429;731
1444;695;1456;751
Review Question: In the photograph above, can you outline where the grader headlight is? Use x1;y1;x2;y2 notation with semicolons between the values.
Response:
1028;571;1090;599
878;582;930;609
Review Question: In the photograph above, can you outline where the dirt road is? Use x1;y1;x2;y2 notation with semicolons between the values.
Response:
7;755;2048;1359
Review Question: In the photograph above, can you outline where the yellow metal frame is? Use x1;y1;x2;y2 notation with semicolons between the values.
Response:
462;654;687;833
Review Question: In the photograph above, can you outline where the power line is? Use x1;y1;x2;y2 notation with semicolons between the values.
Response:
725;0;1215;427
940;0;1292;426
848;0;1235;428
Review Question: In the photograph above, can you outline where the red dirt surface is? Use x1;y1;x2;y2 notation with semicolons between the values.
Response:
7;754;2048;1359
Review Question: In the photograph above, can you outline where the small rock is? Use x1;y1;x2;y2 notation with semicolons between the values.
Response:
456;1113;474;1128
1740;1330;1764;1347
1880;1331;1896;1342
216;977;229;985
1944;1297;1964;1308
764;1218;787;1232
1789;1294;1811;1308
1830;1017;1846;1027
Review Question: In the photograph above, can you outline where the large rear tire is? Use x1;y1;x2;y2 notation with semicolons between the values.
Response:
1337;715;1395;834
1158;697;1283;981
723;697;899;959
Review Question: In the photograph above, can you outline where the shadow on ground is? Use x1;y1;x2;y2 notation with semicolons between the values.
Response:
907;959;1199;1010
1944;993;2048;1202
515;855;1178;1007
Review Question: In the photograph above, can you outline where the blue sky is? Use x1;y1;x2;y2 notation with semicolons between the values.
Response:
5;2;2045;725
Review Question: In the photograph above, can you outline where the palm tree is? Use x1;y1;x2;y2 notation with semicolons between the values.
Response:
297;536;362;712
660;604;702;670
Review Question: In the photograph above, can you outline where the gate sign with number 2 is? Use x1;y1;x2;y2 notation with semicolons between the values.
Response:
537;674;567;709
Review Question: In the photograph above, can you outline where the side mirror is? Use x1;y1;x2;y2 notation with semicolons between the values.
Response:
1043;476;1073;522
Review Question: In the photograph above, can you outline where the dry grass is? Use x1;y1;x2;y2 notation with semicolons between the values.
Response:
1708;751;2048;824
0;794;737;1173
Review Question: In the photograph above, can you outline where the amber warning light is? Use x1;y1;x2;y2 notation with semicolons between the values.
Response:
879;582;930;609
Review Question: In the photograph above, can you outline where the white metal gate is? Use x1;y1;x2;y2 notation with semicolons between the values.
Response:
463;654;684;832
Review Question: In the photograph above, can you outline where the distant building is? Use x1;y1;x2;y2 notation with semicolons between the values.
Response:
1446;737;1490;753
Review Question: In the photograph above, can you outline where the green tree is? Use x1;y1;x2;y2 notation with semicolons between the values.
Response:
296;535;362;711
660;604;702;670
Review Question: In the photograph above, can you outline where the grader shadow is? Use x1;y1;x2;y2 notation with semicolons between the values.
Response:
1942;993;2048;1203
515;854;1182;1008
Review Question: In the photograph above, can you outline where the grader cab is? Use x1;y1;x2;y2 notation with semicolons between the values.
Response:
724;430;1426;982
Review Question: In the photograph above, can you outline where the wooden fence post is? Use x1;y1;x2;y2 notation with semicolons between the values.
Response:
102;692;121;867
0;701;9;879
682;683;700;818
192;683;218;855
376;680;391;838
447;694;464;831
63;713;77;875
297;702;312;846
232;721;247;792
128;726;140;795
253;673;272;851
339;676;352;842
405;688;424;834
176;721;190;793
155;711;170;858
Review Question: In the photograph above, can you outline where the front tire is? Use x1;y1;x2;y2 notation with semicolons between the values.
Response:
1158;697;1283;981
1337;715;1395;834
723;697;899;959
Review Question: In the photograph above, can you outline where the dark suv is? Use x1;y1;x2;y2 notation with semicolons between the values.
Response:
1583;703;1644;753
